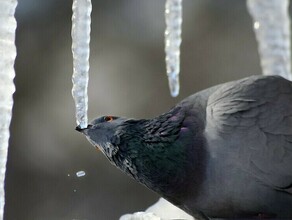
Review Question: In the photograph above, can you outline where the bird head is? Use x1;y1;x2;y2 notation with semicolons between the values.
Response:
76;116;128;161
76;115;147;180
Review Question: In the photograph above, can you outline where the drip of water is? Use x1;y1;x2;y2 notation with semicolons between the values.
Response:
0;1;17;219
247;0;291;80
72;0;92;128
165;0;183;97
76;170;86;177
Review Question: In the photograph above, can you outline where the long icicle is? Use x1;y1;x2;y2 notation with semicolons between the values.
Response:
0;0;17;219
247;0;291;80
72;0;92;129
165;0;183;97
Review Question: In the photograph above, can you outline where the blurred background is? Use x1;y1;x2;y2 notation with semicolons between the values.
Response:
6;0;265;219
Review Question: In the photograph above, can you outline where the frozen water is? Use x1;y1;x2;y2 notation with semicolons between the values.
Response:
0;0;17;219
76;170;86;177
247;0;292;80
120;212;160;220
72;0;92;128
145;198;194;219
120;198;193;220
165;0;182;97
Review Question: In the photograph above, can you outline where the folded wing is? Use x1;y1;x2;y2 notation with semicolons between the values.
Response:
206;75;292;193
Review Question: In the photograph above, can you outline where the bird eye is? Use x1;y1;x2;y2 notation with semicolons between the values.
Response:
104;116;114;122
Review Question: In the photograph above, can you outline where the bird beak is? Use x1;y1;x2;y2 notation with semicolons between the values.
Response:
75;124;101;152
75;124;93;135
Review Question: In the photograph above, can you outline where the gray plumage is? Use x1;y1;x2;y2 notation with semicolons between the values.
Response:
77;75;292;219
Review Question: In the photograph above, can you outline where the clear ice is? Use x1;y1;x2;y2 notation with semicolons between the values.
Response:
247;0;292;80
0;0;17;219
165;0;183;97
120;212;161;220
76;170;86;177
72;0;92;128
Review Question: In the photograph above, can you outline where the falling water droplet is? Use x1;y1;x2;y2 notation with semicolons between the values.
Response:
165;0;183;97
76;170;86;177
253;21;260;29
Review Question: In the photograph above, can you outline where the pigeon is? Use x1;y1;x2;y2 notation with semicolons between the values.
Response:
76;75;292;219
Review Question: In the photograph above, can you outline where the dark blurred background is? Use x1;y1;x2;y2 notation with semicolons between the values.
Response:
6;0;264;219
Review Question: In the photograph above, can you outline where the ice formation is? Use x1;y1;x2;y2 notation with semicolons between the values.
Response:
72;0;92;128
119;198;193;220
165;0;183;97
247;0;292;80
120;212;160;220
0;0;17;219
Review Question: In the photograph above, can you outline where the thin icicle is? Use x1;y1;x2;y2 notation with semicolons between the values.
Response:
247;0;291;80
165;0;182;97
0;0;17;219
72;0;92;129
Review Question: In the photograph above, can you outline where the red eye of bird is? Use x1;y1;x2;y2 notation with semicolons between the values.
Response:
104;116;114;122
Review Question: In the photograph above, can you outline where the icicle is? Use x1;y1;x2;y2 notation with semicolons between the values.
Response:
165;0;183;97
72;0;92;129
0;0;17;219
247;0;291;80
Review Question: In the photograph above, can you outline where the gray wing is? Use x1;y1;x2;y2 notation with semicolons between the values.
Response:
205;75;292;193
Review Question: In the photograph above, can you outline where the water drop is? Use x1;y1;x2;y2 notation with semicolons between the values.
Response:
253;21;260;29
76;170;86;177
